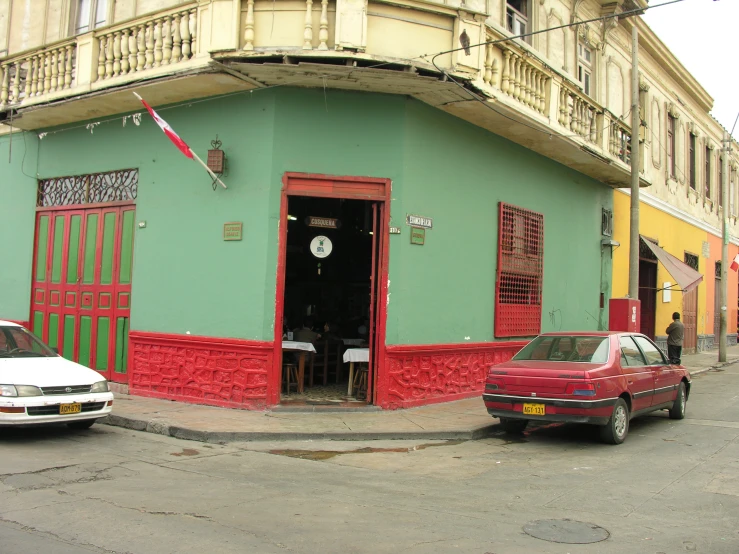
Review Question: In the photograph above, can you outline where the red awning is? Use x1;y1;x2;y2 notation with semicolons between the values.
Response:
640;236;704;293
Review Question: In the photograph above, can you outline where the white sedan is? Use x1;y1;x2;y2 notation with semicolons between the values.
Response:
0;320;114;428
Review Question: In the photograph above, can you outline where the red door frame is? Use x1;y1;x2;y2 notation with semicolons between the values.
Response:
271;172;391;406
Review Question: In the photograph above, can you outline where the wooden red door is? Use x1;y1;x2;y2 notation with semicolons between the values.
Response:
31;206;134;382
638;261;657;339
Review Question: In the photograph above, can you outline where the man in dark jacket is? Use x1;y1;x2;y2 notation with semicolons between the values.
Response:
666;312;684;364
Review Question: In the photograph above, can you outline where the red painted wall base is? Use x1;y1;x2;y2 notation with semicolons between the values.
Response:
126;331;525;412
380;342;527;410
128;331;273;410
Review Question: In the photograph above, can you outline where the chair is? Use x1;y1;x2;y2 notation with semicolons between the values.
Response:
310;340;343;386
282;363;299;394
351;364;368;400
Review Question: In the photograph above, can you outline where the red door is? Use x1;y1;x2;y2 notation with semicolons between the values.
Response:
30;206;134;382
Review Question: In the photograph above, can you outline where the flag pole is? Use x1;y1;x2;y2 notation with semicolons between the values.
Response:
192;151;227;189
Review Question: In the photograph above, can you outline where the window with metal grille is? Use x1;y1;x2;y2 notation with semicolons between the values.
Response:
601;208;613;237
684;252;699;272
495;203;543;337
37;169;138;207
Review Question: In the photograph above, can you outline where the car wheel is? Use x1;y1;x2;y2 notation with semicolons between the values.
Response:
669;382;687;420
67;419;96;430
599;398;629;445
499;418;528;434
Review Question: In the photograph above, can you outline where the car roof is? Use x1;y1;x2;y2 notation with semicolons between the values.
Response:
539;331;621;337
0;320;22;327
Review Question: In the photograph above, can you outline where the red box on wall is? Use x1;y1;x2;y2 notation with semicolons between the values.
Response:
609;298;641;333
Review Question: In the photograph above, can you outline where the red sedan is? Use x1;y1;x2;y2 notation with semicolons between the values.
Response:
482;332;690;444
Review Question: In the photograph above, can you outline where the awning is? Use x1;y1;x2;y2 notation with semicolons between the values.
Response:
640;236;704;293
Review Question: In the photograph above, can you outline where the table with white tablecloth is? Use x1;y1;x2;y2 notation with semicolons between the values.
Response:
282;341;317;394
343;348;369;395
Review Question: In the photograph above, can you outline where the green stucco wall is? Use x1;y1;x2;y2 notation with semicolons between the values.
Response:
0;133;39;322
0;87;612;344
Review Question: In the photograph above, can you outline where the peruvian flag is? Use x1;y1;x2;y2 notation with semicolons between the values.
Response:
731;254;739;272
133;92;193;159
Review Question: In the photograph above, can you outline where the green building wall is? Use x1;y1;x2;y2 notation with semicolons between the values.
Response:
0;87;612;345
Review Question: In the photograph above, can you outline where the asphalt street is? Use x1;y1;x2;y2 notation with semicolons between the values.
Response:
1;365;738;553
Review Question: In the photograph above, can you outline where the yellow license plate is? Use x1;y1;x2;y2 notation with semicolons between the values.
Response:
60;403;81;415
523;403;546;416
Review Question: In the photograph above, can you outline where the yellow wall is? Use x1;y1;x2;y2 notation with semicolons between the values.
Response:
613;190;708;336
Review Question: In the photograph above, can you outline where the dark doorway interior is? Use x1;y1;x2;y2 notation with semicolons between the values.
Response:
638;263;658;340
281;196;375;405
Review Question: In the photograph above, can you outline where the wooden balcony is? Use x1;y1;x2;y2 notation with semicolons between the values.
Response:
0;0;645;187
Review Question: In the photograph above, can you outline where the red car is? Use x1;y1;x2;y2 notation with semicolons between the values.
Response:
483;332;690;444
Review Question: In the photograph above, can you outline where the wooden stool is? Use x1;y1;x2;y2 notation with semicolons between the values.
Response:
283;363;299;394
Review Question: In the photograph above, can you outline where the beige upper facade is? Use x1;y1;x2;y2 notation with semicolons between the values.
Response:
1;0;737;235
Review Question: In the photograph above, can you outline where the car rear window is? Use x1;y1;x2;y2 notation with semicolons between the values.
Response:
513;336;610;363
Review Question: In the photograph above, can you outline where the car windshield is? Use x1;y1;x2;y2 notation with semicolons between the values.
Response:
513;335;610;363
0;326;57;358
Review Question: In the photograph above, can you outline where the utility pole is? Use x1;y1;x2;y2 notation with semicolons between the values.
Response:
628;22;640;300
719;130;730;362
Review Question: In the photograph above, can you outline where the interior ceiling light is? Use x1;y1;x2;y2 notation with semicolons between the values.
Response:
287;215;297;221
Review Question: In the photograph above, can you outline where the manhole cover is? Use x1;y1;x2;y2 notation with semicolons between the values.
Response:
523;519;609;544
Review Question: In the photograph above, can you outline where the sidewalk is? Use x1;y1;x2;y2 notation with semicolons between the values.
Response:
101;344;739;443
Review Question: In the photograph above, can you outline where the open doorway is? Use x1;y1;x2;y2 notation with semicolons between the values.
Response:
638;238;658;340
274;175;389;407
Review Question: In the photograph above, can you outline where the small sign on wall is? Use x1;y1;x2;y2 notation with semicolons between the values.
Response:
702;241;710;258
663;282;672;303
389;227;401;235
223;222;243;241
406;214;433;229
410;227;425;245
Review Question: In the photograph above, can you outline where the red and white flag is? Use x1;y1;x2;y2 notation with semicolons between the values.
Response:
133;92;193;159
730;254;739;272
133;92;226;188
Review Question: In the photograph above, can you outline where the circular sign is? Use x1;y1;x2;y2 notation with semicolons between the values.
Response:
310;235;333;258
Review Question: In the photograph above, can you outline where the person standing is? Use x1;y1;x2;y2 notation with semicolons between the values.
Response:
665;312;684;364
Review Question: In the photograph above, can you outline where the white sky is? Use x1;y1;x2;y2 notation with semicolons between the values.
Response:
643;0;739;138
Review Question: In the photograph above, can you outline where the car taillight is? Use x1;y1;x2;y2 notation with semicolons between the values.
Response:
565;382;596;396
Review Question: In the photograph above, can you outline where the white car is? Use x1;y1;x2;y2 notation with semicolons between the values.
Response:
0;320;114;429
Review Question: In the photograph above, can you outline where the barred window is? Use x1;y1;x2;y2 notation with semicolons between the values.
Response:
495;203;543;337
37;169;138;207
684;252;699;272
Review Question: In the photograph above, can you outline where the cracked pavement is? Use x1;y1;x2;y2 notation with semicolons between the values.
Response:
1;366;739;553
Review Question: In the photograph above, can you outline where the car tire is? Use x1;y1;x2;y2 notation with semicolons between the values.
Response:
67;419;96;430
669;382;687;420
599;398;629;445
499;418;528;434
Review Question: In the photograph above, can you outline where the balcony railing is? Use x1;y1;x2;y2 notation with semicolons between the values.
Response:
0;39;77;107
558;83;599;145
608;118;632;164
0;2;200;111
95;4;198;82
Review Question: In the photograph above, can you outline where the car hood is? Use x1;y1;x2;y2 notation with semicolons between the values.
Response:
0;356;105;387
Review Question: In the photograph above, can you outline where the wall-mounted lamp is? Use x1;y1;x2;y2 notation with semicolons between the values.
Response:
207;136;227;190
601;238;620;249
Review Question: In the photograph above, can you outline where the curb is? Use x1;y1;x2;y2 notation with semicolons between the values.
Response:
689;358;739;376
100;413;500;443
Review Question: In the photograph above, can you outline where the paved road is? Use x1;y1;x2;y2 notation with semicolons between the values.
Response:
1;366;738;554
